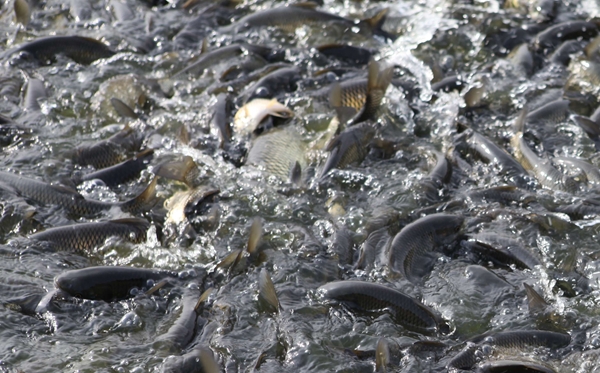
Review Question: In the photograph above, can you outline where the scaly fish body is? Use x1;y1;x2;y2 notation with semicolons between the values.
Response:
320;122;375;177
318;280;447;334
31;218;150;252
0;171;157;216
7;36;115;64
73;125;143;169
246;126;307;180
154;293;204;352
388;213;464;283
55;265;176;301
78;149;154;187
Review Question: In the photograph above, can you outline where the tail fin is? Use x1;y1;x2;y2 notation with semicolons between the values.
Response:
258;268;280;313
120;176;159;214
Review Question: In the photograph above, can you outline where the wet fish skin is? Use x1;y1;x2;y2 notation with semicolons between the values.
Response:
78;148;154;188
464;232;542;270
30;218;150;252
449;330;571;369
72;125;143;169
23;78;46;111
243;67;301;103
172;43;275;78
418;150;452;202
388;213;465;283
476;359;556;373
466;186;536;206
457;128;530;188
161;345;219;373
7;36;116;65
320;122;376;178
526;99;570;124
55;265;176;301
246;126;307;180
534;20;598;52
0;171;157;217
316;44;374;66
154;293;206;352
549;40;585;66
318;280;448;334
222;5;389;38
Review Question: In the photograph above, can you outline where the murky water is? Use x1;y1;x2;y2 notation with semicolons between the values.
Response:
2;0;600;372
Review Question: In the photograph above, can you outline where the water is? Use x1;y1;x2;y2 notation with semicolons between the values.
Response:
1;0;600;371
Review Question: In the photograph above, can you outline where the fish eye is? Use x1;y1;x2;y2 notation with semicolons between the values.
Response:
254;87;270;99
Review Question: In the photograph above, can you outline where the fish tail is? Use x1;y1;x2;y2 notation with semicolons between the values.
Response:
153;156;198;188
363;8;389;34
258;268;280;313
120;176;159;213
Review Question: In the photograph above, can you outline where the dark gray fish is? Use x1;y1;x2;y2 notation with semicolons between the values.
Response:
355;226;391;270
172;43;274;78
320;122;375;178
466;186;536;206
72;125;143;169
329;225;355;266
77;148;154;187
4;36;116;65
418;149;452;202
553;156;600;185
161;345;219;373
476;359;556;373
457;128;530;188
23;78;46;111
526;99;569;124
511;133;579;193
0;171;158;216
30;218;150;252
449;330;571;369
318;280;448;334
243;66;300;103
534;21;598;53
507;43;534;76
212;93;232;148
388;213;464;283
258;268;280;314
55;265;176;301
154;292;207;352
222;4;390;39
465;232;542;270
316;44;374;66
551;198;600;220
572;115;600;150
549;40;585;66
431;75;466;92
154;156;202;189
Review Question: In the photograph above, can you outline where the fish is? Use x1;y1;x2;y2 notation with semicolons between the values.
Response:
418;149;452;202
431;75;466;93
222;4;390;39
572;115;600;150
154;156;202;189
534;20;598;53
30;218;150;252
476;359;556;373
320;122;376;178
233;98;293;138
511;108;580;193
212;93;232;148
329;59;393;126
23;78;46;111
54;265;177;301
0;171;158;216
161;345;220;373
526;99;570;125
71;125;143;169
449;330;571;369
466;186;536;206
75;148;154;188
507;43;534;76
553;156;600;185
258;268;280;314
388;213;464;283
171;43;275;78
456;127;530;188
242;67;301;103
316;44;374;66
246;125;307;180
375;338;389;373
549;40;585;66
154;289;211;352
461;232;542;270
14;0;31;26
164;186;220;227
3;36;116;65
318;280;449;334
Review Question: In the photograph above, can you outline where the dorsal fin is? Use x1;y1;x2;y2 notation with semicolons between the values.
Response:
247;217;262;254
524;283;548;315
363;8;388;30
290;2;318;9
258;268;280;313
